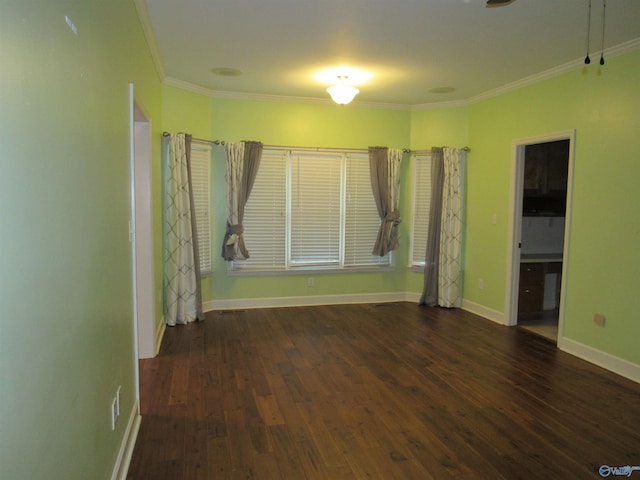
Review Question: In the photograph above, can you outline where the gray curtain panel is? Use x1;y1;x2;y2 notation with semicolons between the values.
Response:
222;141;263;261
184;135;204;322
369;146;402;257
419;147;444;306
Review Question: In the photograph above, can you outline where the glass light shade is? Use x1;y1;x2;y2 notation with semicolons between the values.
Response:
326;84;359;105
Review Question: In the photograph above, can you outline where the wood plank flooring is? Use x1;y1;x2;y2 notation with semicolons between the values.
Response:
127;303;640;479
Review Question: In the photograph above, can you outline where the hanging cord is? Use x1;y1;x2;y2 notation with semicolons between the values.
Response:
599;0;607;65
584;0;592;64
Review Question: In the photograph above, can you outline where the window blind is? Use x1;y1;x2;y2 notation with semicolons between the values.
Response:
344;153;390;267
190;141;212;273
233;150;287;270
230;147;392;273
290;152;342;266
411;154;432;267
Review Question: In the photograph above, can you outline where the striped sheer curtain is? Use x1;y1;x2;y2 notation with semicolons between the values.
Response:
163;133;204;326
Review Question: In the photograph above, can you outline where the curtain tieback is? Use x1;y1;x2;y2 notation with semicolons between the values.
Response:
384;211;401;226
225;224;244;245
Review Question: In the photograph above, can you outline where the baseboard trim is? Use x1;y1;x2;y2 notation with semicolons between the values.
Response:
111;400;141;480
558;337;640;384
461;299;506;325
155;318;166;356
204;292;411;312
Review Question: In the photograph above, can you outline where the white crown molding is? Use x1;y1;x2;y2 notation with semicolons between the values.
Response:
410;99;470;111
469;37;640;105
163;36;639;111
162;77;412;110
134;0;165;80
142;8;638;112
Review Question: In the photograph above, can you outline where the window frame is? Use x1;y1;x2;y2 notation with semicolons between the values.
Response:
409;153;432;271
190;140;212;275
228;147;394;275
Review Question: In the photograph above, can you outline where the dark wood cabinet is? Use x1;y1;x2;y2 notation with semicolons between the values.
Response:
518;263;544;317
523;140;569;216
518;261;563;318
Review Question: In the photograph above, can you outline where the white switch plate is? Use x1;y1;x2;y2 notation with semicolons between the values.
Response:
110;398;117;430
116;386;121;417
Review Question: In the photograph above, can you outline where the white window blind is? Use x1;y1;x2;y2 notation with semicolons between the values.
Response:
190;141;212;273
344;153;389;267
290;152;342;267
233;150;287;271
411;154;432;267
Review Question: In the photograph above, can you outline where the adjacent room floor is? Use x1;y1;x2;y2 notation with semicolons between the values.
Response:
518;310;559;342
127;303;640;479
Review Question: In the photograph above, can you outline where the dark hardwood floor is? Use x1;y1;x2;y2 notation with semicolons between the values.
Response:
127;303;640;479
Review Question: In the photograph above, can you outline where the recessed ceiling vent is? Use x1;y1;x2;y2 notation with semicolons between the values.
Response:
211;67;243;77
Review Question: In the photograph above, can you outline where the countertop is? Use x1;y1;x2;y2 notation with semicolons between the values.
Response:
520;253;563;263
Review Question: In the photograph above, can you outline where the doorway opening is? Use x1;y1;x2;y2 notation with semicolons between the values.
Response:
129;84;157;364
505;131;575;343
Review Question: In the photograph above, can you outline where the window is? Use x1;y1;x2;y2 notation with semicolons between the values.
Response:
344;153;390;267
231;148;391;273
410;154;432;268
190;141;212;274
235;149;287;270
290;152;342;266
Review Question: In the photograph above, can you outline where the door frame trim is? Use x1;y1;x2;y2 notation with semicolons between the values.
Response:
504;130;576;342
129;84;157;414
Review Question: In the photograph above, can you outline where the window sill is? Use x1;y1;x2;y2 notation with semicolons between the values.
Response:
227;265;396;277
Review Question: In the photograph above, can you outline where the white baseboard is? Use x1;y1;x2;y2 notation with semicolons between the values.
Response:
558;337;640;384
111;400;141;480
204;292;411;312
461;299;506;325
155;318;166;356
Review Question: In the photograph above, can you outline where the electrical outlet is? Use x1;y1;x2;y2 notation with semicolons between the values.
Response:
593;313;606;327
307;277;315;287
478;278;484;290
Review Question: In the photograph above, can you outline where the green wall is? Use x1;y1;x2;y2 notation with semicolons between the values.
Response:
162;49;640;368
162;91;414;303
0;1;161;479
466;49;640;364
2;2;635;478
406;107;470;293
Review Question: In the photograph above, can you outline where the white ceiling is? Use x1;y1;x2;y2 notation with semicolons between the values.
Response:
139;0;640;108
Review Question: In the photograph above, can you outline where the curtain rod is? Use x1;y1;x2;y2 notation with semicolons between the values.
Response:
408;146;470;154
162;133;470;153
162;132;225;145
264;144;369;153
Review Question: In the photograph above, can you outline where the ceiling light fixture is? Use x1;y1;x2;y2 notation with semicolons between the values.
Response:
326;76;359;105
584;0;607;65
